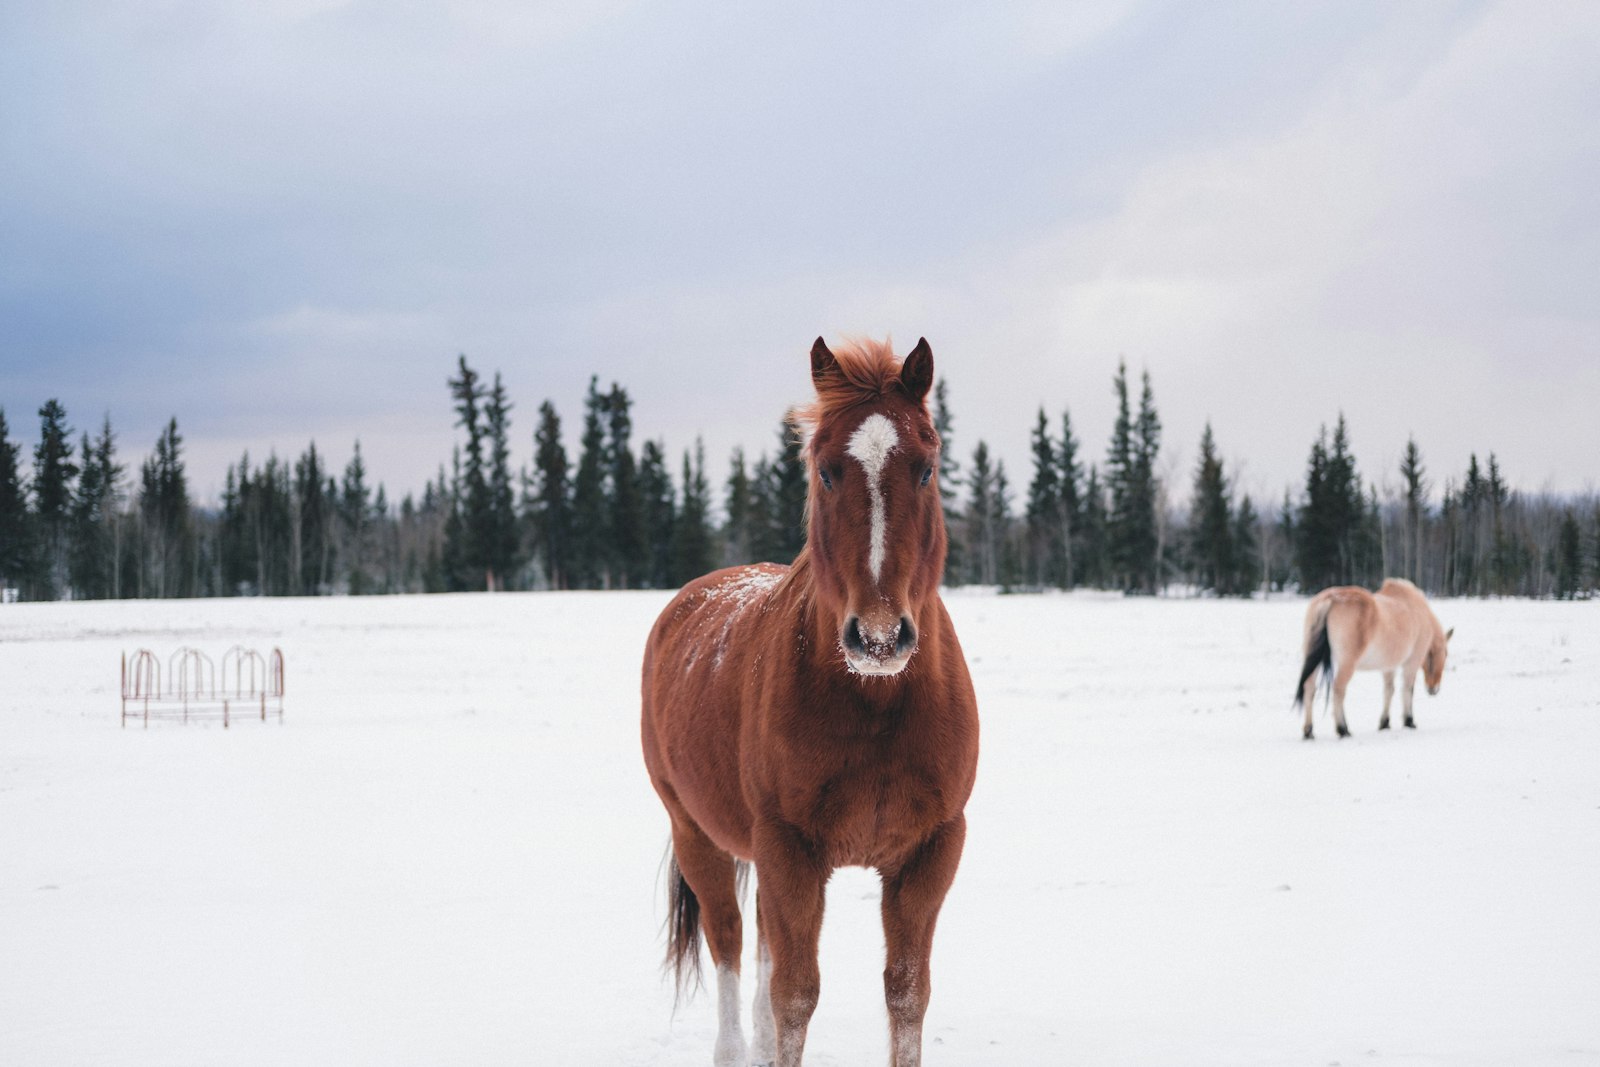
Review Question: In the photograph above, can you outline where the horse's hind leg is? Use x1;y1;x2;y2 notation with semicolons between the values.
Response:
1379;670;1395;729
1402;663;1419;728
1331;661;1356;738
671;819;748;1067
1301;673;1317;740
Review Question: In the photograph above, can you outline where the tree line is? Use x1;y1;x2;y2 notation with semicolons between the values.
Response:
3;357;1598;601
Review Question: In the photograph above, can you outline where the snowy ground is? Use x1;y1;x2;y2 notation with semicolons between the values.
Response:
2;590;1597;1066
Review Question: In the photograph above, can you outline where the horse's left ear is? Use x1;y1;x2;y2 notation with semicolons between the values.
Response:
1445;627;1454;642
900;337;933;401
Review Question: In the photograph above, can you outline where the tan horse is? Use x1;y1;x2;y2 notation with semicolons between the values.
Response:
1293;578;1452;739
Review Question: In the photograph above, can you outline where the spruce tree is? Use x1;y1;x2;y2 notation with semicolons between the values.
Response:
32;399;78;597
295;443;332;594
932;377;962;583
140;419;193;597
448;355;492;589
0;408;32;594
766;416;807;562
340;442;372;594
722;446;755;567
69;417;122;599
672;439;716;585
1399;437;1428;585
1232;494;1261;596
1025;408;1061;589
484;374;519;590
964;442;997;585
637;439;676;588
531;400;572;589
1106;364;1162;593
569;377;610;588
1190;423;1234;595
1058;409;1082;588
1079;465;1108;588
993;459;1019;590
1555;509;1583;599
606;384;646;588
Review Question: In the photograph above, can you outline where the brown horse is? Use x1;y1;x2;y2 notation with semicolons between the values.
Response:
1293;578;1453;739
641;338;980;1066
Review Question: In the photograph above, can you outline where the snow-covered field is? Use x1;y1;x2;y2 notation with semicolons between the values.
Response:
2;590;1596;1066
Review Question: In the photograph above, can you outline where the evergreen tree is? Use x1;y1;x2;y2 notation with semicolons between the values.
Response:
1399;437;1428;585
569;377;610;588
1189;423;1234;595
340;441;372;594
994;460;1019;589
1025;408;1061;588
0;409;32;594
1296;415;1366;593
32;399;78;597
637;439;676;588
484;373;519;590
1105;363;1162;592
606;384;646;588
69;416;122;599
722;446;755;567
531;401;572;589
1058;409;1082;588
672;439;716;585
295;443;332;594
933;377;962;583
140;419;193;597
1079;465;1108;588
764;416;807;562
964;442;998;585
447;355;492;589
1555;509;1583;599
1232;494;1261;596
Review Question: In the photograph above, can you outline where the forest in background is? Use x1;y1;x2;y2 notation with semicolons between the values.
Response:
3;355;1597;602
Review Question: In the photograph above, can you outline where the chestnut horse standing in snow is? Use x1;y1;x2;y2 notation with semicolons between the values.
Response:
1294;577;1453;739
641;338;979;1067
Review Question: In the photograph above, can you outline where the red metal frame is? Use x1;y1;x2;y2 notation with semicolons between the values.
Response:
120;646;285;728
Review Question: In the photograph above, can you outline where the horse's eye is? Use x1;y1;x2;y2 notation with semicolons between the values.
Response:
819;468;834;491
919;467;933;488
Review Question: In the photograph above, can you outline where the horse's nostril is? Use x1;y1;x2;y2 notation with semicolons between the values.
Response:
843;617;866;655
896;616;917;655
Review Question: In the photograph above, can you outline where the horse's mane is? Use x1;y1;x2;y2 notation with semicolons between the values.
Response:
789;338;907;442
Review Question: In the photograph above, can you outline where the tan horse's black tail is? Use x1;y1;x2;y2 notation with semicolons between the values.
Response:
664;853;704;1003
1294;606;1333;708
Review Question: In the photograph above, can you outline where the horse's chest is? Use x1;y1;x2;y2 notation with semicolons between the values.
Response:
786;753;951;869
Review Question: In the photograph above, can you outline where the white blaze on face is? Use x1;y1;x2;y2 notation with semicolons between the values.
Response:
847;413;899;584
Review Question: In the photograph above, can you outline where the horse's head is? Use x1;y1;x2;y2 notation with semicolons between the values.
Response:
799;337;945;677
1424;626;1454;695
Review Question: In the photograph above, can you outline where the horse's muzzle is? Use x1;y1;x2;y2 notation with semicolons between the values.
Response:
842;614;917;676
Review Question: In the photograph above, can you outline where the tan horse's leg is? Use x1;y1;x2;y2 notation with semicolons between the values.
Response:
750;891;777;1067
670;819;748;1067
880;817;967;1067
754;819;828;1067
1379;671;1396;730
1331;660;1357;738
1301;673;1318;739
1402;663;1420;729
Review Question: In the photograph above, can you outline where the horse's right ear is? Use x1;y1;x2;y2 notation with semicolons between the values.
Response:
811;337;837;387
900;337;934;401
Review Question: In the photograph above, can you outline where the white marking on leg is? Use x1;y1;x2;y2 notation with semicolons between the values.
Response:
847;413;899;583
751;938;777;1066
713;962;747;1067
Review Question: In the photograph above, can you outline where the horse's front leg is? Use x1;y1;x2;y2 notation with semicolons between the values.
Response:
1402;663;1420;728
880;816;967;1067
754;819;827;1067
1379;670;1395;729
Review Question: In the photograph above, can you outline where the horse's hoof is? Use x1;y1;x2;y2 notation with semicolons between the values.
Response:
1336;724;1350;738
1378;720;1390;730
1404;719;1416;729
1303;727;1314;740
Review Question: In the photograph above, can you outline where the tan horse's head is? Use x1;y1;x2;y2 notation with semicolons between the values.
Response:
798;337;944;677
1424;626;1454;695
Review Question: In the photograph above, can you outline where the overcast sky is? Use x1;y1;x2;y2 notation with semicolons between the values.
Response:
4;1;1597;511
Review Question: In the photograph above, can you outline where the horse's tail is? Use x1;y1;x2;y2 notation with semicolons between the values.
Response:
1294;599;1334;708
663;852;704;1003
